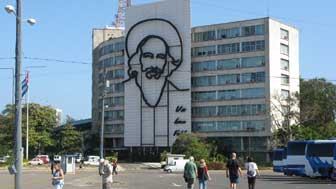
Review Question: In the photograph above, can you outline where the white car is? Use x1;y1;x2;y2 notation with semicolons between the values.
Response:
29;158;44;165
0;155;10;163
84;156;100;166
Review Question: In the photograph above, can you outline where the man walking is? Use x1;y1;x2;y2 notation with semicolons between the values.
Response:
226;153;242;189
100;159;113;189
184;156;197;189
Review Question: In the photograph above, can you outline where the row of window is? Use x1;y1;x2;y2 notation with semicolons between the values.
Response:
192;87;265;102
192;120;265;132
99;69;124;82
191;40;265;57
192;56;265;72
192;24;265;42
99;55;124;69
99;96;124;108
192;72;265;87
105;124;124;134
100;41;125;56
103;83;124;93
192;104;266;117
104;110;124;120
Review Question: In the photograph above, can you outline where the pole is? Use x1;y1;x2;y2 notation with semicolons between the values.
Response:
26;80;29;160
12;69;15;105
14;0;23;188
100;70;106;189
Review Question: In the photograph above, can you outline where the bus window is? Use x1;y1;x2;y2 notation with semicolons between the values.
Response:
273;151;283;160
287;142;306;155
307;143;334;157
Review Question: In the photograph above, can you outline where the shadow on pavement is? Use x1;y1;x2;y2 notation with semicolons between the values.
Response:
259;175;335;185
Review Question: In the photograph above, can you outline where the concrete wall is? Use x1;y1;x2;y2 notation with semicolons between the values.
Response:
124;0;191;147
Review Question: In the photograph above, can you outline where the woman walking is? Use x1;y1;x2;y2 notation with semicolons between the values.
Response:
52;163;65;189
245;157;259;189
197;159;211;189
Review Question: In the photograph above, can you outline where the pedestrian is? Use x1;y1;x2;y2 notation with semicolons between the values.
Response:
112;159;118;175
226;152;242;189
100;159;113;189
184;156;197;189
245;157;260;189
52;163;64;189
197;159;211;189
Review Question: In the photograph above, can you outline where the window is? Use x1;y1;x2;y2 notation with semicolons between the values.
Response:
242;120;265;131
217;43;240;54
218;74;240;85
287;142;306;155
192;107;216;117
242;72;265;83
105;96;124;107
115;55;124;65
242;40;265;52
217;27;240;39
281;29;289;40
192;91;216;102
114;69;124;79
104;110;124;120
192;61;216;72
192;76;216;87
105;124;124;134
191;46;216;57
217;121;241;131
217;58;240;70
218;89;240;100
218;104;266;116
242;24;265;36
307;143;335;157
281;59;289;71
192;31;216;42
241;56;265;68
280;44;289;55
241;88;265;99
281;74;289;85
281;90;289;100
192;122;216;132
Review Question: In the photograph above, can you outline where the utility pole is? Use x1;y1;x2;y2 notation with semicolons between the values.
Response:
14;1;23;188
100;69;108;189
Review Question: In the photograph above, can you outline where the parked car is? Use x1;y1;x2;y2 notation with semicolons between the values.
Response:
35;155;49;164
164;159;189;173
74;153;83;163
53;155;61;162
29;158;44;165
0;155;10;163
83;155;100;166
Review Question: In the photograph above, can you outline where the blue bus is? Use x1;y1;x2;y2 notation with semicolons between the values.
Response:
273;148;285;173
285;140;307;176
304;140;336;178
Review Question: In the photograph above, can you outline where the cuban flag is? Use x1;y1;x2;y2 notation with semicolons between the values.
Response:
22;72;29;97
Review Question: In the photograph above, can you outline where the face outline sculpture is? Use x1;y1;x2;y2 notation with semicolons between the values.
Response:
125;18;183;108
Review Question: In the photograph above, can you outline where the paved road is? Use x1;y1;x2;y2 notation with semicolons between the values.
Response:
0;166;335;189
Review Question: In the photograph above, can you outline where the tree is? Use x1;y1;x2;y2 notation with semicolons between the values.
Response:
52;124;82;155
271;92;300;147
299;78;336;127
0;103;57;157
172;133;211;161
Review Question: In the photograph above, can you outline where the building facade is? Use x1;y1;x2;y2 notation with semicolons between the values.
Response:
92;1;299;161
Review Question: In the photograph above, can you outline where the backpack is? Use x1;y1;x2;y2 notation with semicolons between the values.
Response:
247;163;256;177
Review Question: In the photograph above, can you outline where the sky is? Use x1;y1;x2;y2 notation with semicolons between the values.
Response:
0;0;335;121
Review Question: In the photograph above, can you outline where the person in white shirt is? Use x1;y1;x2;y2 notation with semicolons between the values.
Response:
245;157;260;189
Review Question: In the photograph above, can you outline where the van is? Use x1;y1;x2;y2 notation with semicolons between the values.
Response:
164;159;189;173
84;155;100;166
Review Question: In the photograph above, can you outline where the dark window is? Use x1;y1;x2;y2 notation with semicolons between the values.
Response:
307;143;335;157
287;142;306;155
273;150;283;160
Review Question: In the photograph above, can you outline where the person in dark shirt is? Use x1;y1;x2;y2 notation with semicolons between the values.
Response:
197;159;211;189
226;153;242;189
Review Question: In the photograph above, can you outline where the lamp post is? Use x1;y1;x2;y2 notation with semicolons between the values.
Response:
100;69;109;189
5;2;36;189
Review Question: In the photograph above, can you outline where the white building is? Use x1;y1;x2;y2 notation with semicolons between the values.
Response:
91;0;299;161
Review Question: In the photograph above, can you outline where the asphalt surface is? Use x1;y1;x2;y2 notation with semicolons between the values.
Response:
0;164;335;189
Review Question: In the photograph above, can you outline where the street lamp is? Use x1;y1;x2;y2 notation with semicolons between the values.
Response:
5;2;36;189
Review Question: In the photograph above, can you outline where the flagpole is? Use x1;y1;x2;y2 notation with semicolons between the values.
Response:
25;72;29;160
